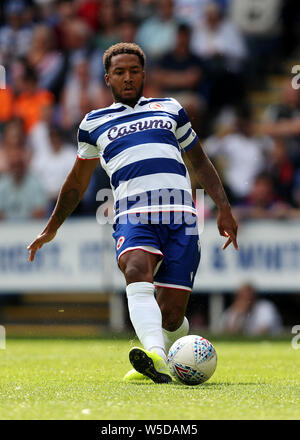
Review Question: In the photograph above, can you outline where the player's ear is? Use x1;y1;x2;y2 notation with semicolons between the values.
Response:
105;73;110;87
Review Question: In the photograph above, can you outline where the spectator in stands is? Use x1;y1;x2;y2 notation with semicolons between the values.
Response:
232;172;293;220
134;0;157;22
62;17;92;55
27;103;55;164
174;0;210;26
229;0;283;86
26;24;64;96
35;0;64;28
190;1;247;112
30;125;75;206
60;55;110;134
118;0;137;22
266;137;295;206
221;283;283;335
7;57;26;95
0;0;298;224
0;118;29;174
13;65;54;133
93;0;120;52
28;108;102;217
76;0;101;32
118;18;138;44
0;0;33;65
261;80;300;166
263;79;300;123
0;147;48;220
191;1;247;66
205;111;273;203
52;0;78;51
151;23;205;134
63;17;104;83
174;0;229;26
136;0;179;62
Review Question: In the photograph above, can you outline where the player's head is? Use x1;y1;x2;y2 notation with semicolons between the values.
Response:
103;42;146;106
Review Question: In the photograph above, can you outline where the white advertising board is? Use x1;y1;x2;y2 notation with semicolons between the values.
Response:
0;219;299;293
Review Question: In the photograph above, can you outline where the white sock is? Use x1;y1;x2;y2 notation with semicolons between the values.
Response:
163;316;189;354
126;282;166;360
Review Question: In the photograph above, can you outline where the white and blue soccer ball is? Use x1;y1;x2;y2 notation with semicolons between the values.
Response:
167;335;217;385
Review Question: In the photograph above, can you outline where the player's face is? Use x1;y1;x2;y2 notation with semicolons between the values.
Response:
105;54;145;106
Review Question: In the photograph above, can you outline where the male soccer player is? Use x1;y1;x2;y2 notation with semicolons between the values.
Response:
27;43;238;384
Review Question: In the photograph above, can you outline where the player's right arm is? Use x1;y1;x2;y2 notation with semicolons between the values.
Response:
27;157;98;262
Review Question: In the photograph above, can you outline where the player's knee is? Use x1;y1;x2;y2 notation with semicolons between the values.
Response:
123;261;153;284
120;250;157;284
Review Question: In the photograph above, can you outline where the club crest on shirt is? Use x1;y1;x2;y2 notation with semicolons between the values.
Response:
149;102;164;110
117;236;125;250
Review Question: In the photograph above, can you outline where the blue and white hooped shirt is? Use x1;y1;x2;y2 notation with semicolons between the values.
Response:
77;96;199;221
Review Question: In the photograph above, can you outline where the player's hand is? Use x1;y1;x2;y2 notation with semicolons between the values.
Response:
27;230;57;262
217;207;238;251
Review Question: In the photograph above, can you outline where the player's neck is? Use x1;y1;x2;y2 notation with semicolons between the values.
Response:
113;91;144;108
114;98;139;108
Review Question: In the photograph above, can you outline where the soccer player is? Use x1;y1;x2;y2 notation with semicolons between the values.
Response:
27;43;238;384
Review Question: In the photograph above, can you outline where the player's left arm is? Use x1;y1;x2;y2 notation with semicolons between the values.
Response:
185;140;238;251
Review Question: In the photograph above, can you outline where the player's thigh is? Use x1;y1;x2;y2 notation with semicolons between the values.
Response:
119;249;161;284
156;286;190;331
154;214;201;291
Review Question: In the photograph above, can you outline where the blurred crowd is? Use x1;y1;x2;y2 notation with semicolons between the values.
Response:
0;0;300;221
220;283;283;335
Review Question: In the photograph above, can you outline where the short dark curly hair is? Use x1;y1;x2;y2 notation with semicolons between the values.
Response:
103;42;146;73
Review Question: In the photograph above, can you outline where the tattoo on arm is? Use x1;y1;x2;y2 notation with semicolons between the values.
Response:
52;188;81;227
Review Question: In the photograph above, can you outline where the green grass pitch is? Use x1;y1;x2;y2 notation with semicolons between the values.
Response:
0;337;299;420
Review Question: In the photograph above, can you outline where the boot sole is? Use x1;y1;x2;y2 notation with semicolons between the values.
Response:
129;348;172;384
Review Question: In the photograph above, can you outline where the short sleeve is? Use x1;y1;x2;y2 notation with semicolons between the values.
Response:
175;105;198;152
77;118;100;160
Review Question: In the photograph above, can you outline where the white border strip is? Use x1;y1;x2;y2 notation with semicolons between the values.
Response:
154;282;191;292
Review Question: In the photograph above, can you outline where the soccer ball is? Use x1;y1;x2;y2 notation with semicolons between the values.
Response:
167;335;217;385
